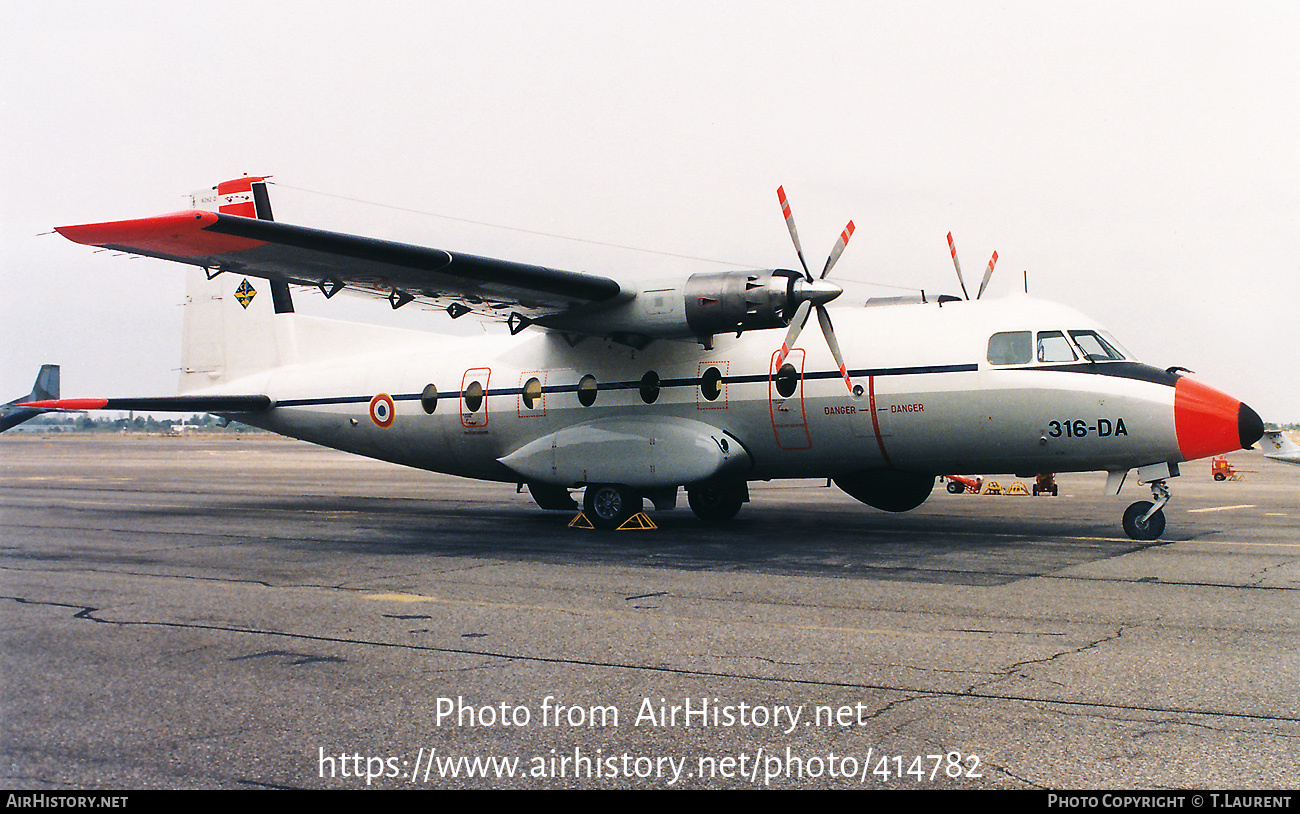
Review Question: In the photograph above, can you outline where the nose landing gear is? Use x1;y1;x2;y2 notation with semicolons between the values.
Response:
1123;478;1170;541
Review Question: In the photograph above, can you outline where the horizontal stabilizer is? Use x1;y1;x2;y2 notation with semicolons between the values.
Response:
20;395;272;413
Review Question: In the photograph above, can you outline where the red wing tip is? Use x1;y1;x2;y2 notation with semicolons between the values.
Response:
55;210;217;245
17;398;108;410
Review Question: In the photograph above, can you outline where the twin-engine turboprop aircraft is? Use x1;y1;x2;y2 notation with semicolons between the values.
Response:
26;177;1264;538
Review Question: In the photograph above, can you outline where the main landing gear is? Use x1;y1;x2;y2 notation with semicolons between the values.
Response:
579;482;748;529
685;482;746;522
1122;478;1170;541
583;484;641;530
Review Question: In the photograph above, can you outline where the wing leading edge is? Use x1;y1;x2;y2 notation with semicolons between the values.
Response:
56;209;625;314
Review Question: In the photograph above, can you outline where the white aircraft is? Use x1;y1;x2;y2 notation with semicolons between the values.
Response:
1260;431;1300;465
26;177;1265;540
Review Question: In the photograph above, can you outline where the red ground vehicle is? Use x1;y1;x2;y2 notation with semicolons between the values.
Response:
1211;457;1255;481
944;475;983;494
1033;473;1058;496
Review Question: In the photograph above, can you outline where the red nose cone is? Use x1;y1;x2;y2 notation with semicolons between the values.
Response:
1174;377;1263;461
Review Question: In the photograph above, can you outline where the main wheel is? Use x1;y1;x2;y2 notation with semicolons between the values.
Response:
1122;501;1166;541
947;480;965;494
687;483;744;522
584;484;638;530
1213;473;1227;481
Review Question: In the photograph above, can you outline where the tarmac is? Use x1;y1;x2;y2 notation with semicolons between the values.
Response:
2;434;1296;789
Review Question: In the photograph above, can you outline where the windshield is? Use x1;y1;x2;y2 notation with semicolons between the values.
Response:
1068;330;1126;361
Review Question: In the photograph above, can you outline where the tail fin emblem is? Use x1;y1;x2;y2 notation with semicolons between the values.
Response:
235;279;257;309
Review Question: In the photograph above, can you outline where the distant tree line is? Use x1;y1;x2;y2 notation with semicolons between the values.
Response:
19;414;261;433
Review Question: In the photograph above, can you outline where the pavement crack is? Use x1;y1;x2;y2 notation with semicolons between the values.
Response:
967;625;1129;694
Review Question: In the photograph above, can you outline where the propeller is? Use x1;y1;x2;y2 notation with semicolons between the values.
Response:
946;231;998;299
774;186;858;395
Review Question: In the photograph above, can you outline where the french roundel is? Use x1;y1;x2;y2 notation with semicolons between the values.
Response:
369;393;396;428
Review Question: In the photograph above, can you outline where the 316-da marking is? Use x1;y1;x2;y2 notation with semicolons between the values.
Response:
1048;418;1128;438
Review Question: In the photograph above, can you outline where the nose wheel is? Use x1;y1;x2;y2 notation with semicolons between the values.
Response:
1122;479;1170;541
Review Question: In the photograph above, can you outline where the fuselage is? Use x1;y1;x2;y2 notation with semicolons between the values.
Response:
217;294;1259;489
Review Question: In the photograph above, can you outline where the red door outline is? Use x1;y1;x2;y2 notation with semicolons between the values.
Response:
769;350;810;450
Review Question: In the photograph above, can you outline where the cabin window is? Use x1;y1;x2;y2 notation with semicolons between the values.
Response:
987;331;1032;365
774;363;799;398
463;381;484;412
700;366;723;401
522;377;542;409
639;371;660;404
1037;331;1078;363
577;375;598;407
1069;330;1126;361
421;383;438;414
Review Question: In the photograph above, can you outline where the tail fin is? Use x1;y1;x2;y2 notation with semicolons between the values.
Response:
180;176;297;393
1261;430;1300;463
1;365;60;432
190;176;274;220
30;364;59;402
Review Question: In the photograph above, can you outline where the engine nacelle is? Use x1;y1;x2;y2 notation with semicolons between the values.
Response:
682;269;800;336
833;470;936;513
538;269;835;346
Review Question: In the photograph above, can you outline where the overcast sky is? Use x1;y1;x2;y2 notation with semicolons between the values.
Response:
3;1;1296;421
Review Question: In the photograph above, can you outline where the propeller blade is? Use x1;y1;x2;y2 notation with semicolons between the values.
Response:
820;221;855;279
815;305;855;393
777;186;811;280
775;299;812;368
976;250;998;299
946;231;970;300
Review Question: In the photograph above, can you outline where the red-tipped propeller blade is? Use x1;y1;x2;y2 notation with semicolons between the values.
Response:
775;299;812;368
820;221;855;279
815;305;855;393
947;231;970;300
976;250;998;299
777;185;812;281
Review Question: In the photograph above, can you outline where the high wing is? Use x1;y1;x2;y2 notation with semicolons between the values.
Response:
56;181;625;321
54;177;865;350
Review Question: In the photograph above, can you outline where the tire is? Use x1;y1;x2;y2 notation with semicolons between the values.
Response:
1213;473;1226;481
687;483;744;522
947;481;965;495
584;484;638;530
1123;501;1166;541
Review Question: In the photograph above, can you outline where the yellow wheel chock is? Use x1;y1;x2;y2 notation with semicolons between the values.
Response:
567;512;658;530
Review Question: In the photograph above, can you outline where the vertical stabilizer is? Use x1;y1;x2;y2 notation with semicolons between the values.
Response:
181;176;298;392
180;270;285;393
1261;430;1300;464
190;175;274;219
31;365;59;402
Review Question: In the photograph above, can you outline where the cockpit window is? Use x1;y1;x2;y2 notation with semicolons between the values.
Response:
988;331;1032;365
1069;330;1126;361
1037;331;1078;363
